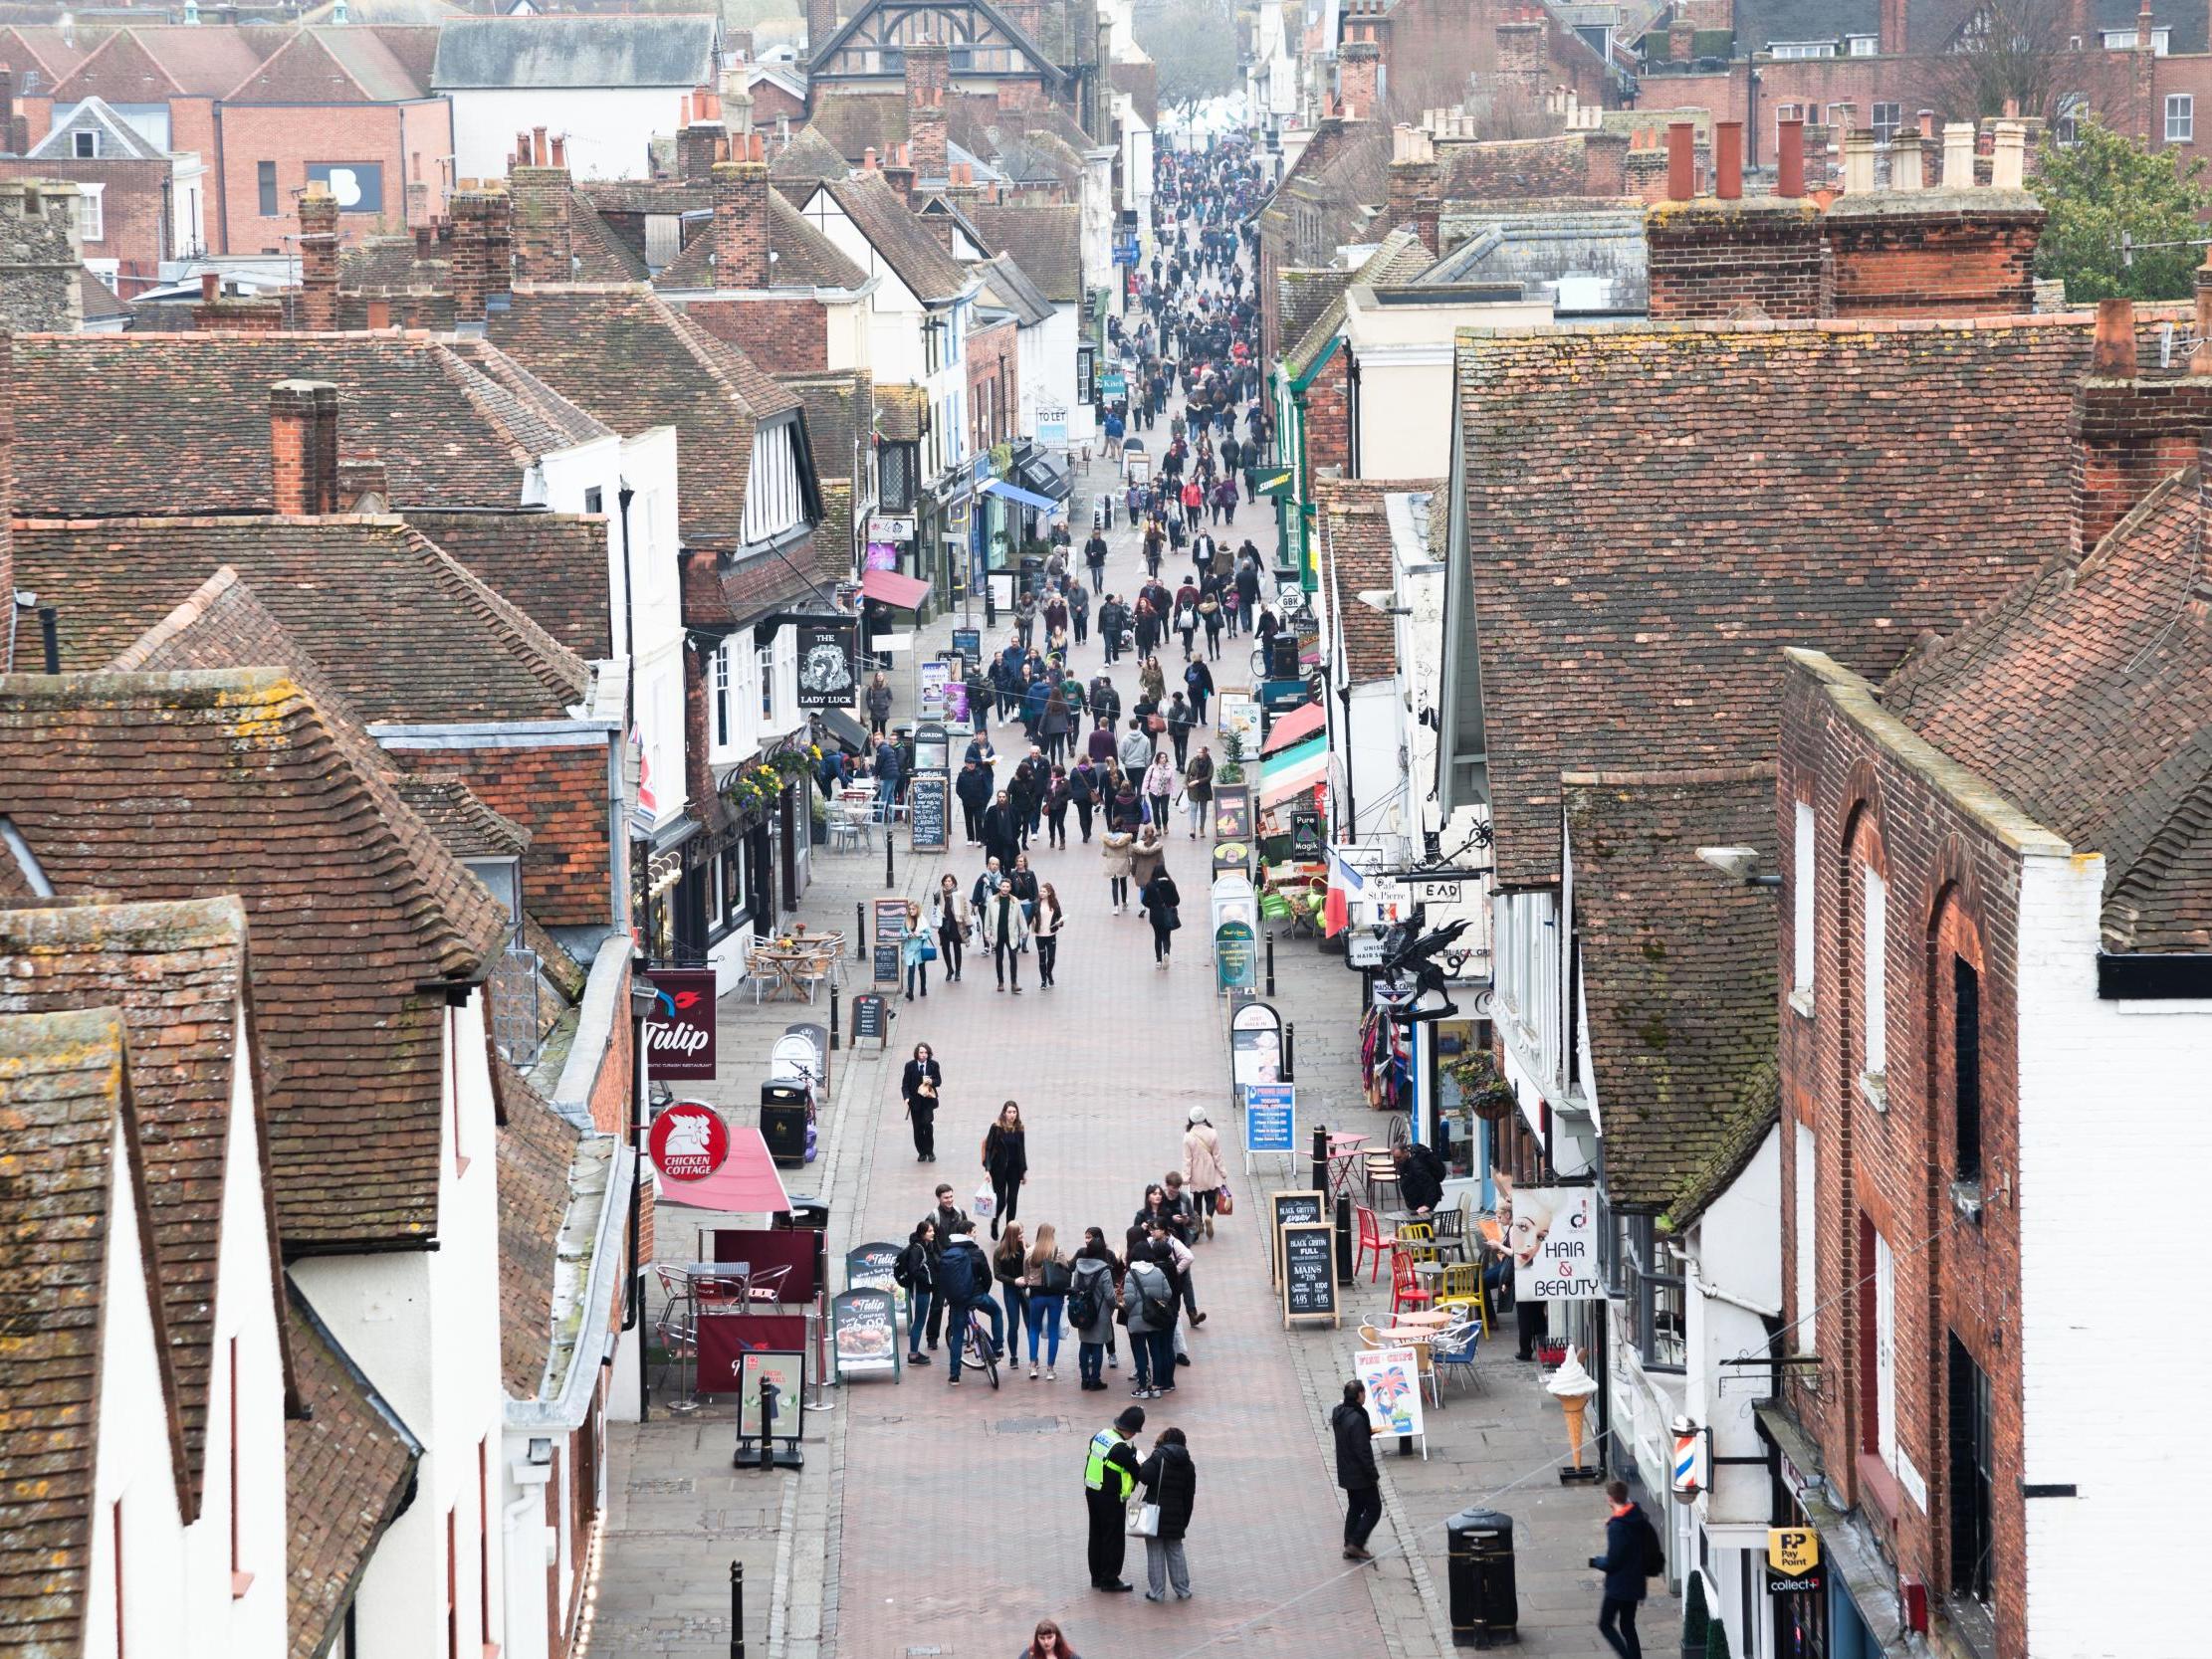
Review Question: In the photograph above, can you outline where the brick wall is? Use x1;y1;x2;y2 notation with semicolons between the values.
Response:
1645;198;1828;319
2068;375;2212;552
1779;655;2028;1658
677;295;828;372
392;740;615;929
1302;349;1350;474
967;315;1020;452
216;104;407;257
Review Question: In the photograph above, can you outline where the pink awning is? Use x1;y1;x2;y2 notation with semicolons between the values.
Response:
1261;701;1325;755
653;1127;793;1214
860;568;933;610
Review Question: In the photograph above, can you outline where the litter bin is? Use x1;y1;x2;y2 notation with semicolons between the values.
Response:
1445;1508;1517;1648
774;1196;830;1230
760;1082;809;1164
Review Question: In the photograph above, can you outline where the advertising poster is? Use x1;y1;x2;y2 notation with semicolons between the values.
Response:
1355;1346;1427;1442
1509;1186;1605;1303
1243;1081;1294;1151
919;659;951;721
831;1289;900;1378
739;1349;805;1436
1217;695;1261;751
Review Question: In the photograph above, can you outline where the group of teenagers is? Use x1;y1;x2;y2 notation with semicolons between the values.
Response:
889;1094;1234;1403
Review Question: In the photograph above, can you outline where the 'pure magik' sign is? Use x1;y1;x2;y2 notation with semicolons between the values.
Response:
1509;1186;1604;1303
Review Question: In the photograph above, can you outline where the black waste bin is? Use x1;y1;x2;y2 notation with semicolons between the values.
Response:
760;1082;809;1164
774;1196;830;1230
1265;633;1300;682
1446;1508;1517;1648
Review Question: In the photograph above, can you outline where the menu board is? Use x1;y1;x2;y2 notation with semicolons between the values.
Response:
831;1289;901;1379
951;627;983;660
1269;1188;1326;1285
1280;1222;1338;1327
1214;786;1251;841
845;1242;901;1294
872;897;908;985
851;992;888;1046
909;773;949;852
737;1348;805;1440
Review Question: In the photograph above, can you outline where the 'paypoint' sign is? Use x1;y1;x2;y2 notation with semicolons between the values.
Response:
1508;1187;1604;1303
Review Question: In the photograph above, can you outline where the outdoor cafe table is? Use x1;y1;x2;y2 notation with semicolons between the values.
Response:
1386;1213;1472;1263
1324;1132;1368;1196
677;1261;752;1302
755;944;835;1002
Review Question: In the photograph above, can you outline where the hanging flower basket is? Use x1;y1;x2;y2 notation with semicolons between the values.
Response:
1446;1047;1516;1123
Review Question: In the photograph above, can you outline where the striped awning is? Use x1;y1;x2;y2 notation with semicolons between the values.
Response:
1257;733;1327;808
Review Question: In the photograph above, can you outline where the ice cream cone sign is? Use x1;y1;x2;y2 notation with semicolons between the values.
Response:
1545;1345;1599;1470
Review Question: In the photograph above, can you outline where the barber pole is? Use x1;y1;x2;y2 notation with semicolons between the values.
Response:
1670;1416;1705;1501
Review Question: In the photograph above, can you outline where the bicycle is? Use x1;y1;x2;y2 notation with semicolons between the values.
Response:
950;1302;1002;1389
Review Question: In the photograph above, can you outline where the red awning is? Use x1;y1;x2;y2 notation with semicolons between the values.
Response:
861;568;933;610
653;1127;793;1214
1261;701;1325;755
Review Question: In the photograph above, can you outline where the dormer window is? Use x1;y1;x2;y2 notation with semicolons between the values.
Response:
74;128;98;158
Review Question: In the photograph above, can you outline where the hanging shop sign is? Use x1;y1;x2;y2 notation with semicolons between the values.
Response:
1509;1186;1605;1303
647;1099;730;1180
796;622;858;710
643;967;718;1081
870;513;917;542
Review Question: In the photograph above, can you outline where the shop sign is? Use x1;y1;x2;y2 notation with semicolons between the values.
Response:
1037;405;1068;446
1508;1186;1605;1303
1347;931;1386;968
1767;1528;1819;1578
1410;875;1464;905
796;622;857;710
648;1099;729;1180
643;968;718;1081
1215;919;1257;991
870;513;917;541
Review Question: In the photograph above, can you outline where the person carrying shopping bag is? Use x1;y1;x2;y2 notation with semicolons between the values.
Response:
900;899;935;1000
1183;1107;1227;1240
1135;1428;1198;1602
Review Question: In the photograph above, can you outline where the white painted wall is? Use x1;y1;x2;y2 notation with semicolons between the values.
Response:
291;990;507;1659
449;86;690;181
1345;294;1551;480
2016;848;2212;1659
1687;1128;1781;1532
1491;886;1562;1121
84;1114;189;1659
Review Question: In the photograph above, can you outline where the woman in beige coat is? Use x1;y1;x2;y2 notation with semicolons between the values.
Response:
1183;1106;1227;1239
1130;826;1167;891
1101;825;1137;911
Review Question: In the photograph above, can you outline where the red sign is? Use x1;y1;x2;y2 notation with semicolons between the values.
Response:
643;967;718;1080
649;1101;730;1181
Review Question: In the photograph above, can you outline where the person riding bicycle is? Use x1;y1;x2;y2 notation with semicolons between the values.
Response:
937;1221;1004;1385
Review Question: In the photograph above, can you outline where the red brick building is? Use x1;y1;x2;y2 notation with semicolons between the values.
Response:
0;95;206;295
966;310;1019;453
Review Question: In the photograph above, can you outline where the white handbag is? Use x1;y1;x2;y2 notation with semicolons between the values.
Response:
1128;1502;1161;1539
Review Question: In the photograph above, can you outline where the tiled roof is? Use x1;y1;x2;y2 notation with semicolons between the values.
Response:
1285;230;1427;379
963;201;1080;302
497;1081;583;1396
806;93;907;161
390;775;533;857
283;1281;421;1659
12;517;590;726
432;14;719;89
1276;267;1352;364
51;26;272;100
338;235;446;294
0;25;96;90
777;368;872;482
579;179;713;216
1564;766;1779;1217
107;565;364;726
655;187;868;290
770;123;853;186
227;25;428;102
0;668;512;1248
400;508;614;662
1883;470;2212;952
1317;477;1426;683
679;542;832;630
487;285;800;549
0;898;282;1522
823;171;971;304
973;252;1055;328
874;380;925;441
0;1007;183;1659
571;192;653;282
9;334;606;516
1460;315;2094;888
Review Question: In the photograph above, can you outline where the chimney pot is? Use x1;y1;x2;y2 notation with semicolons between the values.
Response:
2191;256;2212;375
1665;119;1694;201
1942;121;1975;188
1842;130;1880;194
1714;119;1743;198
1991;120;2027;188
200;270;219;303
2093;297;2134;375
1890;130;1924;191
1777;117;1805;197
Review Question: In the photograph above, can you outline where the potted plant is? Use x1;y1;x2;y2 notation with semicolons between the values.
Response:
1681;1567;1711;1656
1443;1047;1516;1123
809;788;828;844
1218;727;1247;785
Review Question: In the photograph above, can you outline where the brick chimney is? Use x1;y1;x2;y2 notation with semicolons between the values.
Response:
1494;14;1544;103
1386;124;1440;254
511;127;575;283
2068;298;2212;552
1646;119;1827;320
710;143;771;288
806;0;836;58
1;329;11;630
449;187;493;322
1581;130;1628;196
1338;40;1379;120
297;181;339;329
678;89;728;182
907;37;950;180
192;269;282;332
1822;118;2044;318
1879;0;1905;55
482;185;513;310
270;379;339;516
884;141;917;205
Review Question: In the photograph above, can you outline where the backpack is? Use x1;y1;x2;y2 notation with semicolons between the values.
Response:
1639;1513;1664;1577
892;1246;916;1291
1068;1282;1101;1330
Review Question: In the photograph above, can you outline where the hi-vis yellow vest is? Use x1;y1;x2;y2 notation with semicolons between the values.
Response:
1084;1429;1132;1499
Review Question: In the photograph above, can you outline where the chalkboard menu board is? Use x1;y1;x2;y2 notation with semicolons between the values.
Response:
873;897;908;984
1269;1188;1326;1285
845;1241;901;1294
832;1289;901;1379
1280;1223;1338;1327
851;992;888;1045
909;772;949;852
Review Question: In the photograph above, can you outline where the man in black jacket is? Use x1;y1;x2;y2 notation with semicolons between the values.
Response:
1083;1406;1146;1591
1590;1479;1654;1658
1396;1140;1448;1215
1332;1379;1383;1560
936;1222;1002;1383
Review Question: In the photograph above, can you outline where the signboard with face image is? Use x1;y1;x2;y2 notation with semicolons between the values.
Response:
1509;1186;1605;1303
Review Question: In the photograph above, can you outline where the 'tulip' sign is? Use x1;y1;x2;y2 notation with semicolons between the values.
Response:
1508;1186;1605;1303
644;967;718;1081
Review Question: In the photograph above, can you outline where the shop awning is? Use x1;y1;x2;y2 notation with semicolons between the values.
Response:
860;567;933;610
653;1126;793;1215
981;476;1057;513
816;707;868;753
1258;733;1328;808
1261;700;1325;755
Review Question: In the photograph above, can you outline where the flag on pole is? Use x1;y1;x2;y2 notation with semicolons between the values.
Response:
1323;846;1363;937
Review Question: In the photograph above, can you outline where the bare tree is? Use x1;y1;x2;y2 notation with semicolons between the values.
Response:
1131;0;1241;125
1913;0;2070;122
